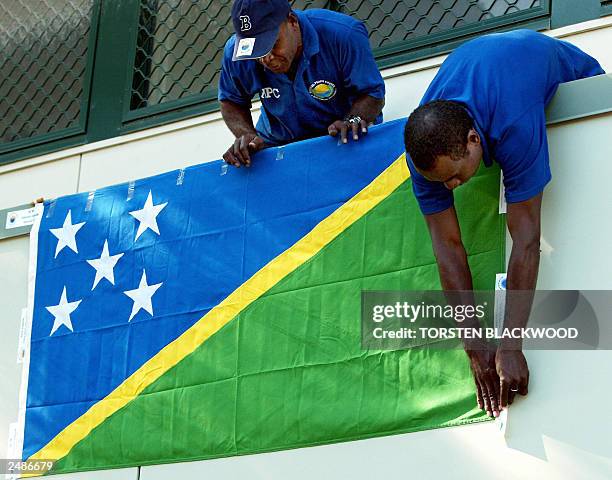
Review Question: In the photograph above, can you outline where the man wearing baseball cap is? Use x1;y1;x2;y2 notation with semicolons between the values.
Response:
218;0;385;167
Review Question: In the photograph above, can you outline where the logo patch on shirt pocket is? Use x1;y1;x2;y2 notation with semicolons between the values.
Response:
308;80;336;101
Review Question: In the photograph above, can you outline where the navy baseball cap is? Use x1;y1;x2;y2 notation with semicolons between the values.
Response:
231;0;291;61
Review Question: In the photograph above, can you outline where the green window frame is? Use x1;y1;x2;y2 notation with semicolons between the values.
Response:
0;0;101;163
118;0;552;132
1;0;610;166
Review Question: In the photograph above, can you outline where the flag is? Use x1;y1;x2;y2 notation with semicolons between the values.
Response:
18;118;504;475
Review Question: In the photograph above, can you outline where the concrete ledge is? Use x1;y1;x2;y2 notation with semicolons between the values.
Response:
546;73;612;125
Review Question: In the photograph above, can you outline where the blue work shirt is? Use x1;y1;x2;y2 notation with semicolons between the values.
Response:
406;29;604;215
218;9;385;146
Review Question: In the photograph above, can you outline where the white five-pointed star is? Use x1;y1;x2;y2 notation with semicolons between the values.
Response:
86;240;124;290
123;270;163;321
49;210;85;258
46;286;82;336
129;191;168;241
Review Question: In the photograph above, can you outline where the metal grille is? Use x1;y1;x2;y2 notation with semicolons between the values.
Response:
130;0;541;112
131;0;233;111
130;0;326;111
333;0;541;48
0;0;95;145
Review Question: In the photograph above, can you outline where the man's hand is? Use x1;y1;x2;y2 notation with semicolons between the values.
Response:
222;133;265;168
328;118;368;144
328;94;383;144
219;100;265;167
497;349;529;409
466;347;500;417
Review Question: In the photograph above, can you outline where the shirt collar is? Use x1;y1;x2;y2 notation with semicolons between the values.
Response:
294;10;320;62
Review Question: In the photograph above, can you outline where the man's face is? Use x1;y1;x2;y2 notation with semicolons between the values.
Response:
257;15;301;74
417;129;483;190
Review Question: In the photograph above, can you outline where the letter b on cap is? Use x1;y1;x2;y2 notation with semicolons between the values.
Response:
239;15;251;31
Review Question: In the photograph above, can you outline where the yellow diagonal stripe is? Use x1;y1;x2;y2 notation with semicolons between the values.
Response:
26;154;409;470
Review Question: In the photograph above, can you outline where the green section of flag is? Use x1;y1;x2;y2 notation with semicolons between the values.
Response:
51;165;503;474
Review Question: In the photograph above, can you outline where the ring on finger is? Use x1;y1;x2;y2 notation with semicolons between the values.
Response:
344;114;362;125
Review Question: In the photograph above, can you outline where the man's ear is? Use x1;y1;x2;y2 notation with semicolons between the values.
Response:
287;12;298;27
467;128;480;146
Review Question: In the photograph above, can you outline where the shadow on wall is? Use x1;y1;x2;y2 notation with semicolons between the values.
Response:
505;350;612;466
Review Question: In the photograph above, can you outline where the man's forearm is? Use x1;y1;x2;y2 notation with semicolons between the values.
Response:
348;94;384;124
435;240;494;353
220;100;257;138
434;239;473;291
425;208;482;346
502;193;543;350
502;241;540;349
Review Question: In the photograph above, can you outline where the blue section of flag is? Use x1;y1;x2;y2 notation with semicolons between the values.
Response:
23;119;406;459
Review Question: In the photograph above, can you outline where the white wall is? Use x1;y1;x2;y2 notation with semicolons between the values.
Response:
1;17;611;480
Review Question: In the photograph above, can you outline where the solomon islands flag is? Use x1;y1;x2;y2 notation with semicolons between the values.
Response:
18;118;504;475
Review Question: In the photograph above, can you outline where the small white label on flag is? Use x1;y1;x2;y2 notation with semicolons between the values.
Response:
5;422;21;478
494;273;507;331
85;191;96;212
495;407;508;437
45;198;57;218
176;168;185;186
276;147;284;161
127;181;136;201
495;273;507;291
236;38;255;57
499;173;507;214
5;207;39;230
17;307;27;364
7;422;18;459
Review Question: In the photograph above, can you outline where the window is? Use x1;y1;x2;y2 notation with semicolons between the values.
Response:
2;0;609;165
0;0;96;154
127;0;546;119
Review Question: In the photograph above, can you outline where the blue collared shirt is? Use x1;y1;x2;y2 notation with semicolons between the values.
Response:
406;29;604;215
218;9;385;146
